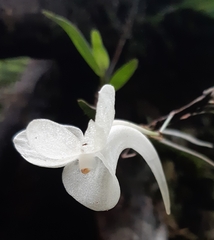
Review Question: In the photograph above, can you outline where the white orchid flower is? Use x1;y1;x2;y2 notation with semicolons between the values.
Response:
13;85;170;214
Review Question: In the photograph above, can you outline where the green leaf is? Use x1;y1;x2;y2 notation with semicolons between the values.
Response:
161;0;214;19
77;99;96;120
43;10;101;76
179;0;214;16
91;29;110;76
110;59;138;90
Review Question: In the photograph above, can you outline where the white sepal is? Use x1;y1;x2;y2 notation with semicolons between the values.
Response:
101;125;170;214
95;84;115;139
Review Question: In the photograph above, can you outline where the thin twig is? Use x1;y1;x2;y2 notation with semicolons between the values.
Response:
160;138;214;167
148;87;214;131
105;0;139;82
162;129;213;148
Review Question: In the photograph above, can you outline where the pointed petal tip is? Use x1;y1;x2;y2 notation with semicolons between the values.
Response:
166;208;171;215
160;182;170;215
157;179;171;216
163;195;171;215
162;184;171;215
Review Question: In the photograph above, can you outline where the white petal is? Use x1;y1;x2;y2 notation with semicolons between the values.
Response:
83;120;105;153
95;84;115;138
13;130;78;168
62;157;120;211
65;125;84;141
101;125;170;214
26;119;82;159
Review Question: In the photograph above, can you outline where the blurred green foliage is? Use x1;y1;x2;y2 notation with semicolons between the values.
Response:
110;59;138;90
91;29;110;76
147;0;214;26
0;57;29;87
179;0;214;17
43;10;138;90
43;10;102;77
77;99;96;121
0;57;29;119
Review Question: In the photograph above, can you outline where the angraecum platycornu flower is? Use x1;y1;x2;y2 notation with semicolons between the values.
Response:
13;85;170;214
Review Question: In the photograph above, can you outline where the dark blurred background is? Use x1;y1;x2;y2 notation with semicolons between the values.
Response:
0;0;214;239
